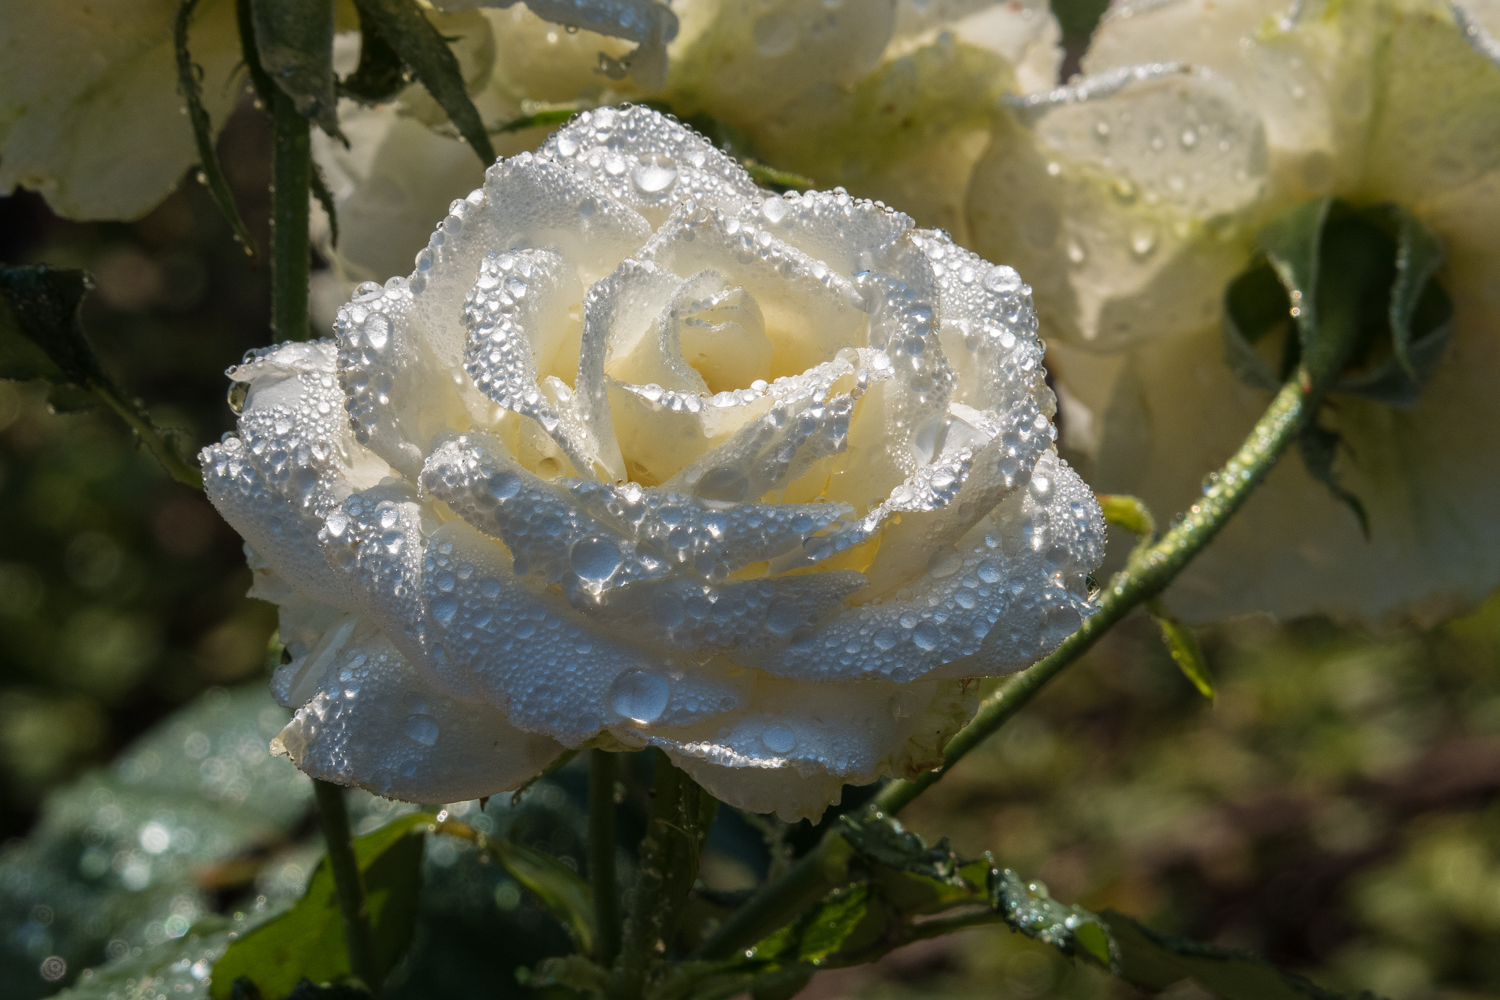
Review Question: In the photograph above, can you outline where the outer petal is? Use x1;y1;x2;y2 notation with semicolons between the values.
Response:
271;627;565;801
645;675;976;822
668;0;899;125
0;0;242;220
968;66;1271;351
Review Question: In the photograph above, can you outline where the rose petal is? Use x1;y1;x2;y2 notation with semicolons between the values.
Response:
272;628;565;802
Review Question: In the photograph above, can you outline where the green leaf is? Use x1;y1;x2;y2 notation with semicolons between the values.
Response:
350;0;495;165
0;265;102;385
248;0;340;135
1148;599;1215;701
1222;261;1289;390
1102;911;1372;1000
311;162;340;248
0;264;204;486
988;869;1117;970
209;812;432;998
1097;494;1156;540
339;21;408;104
490;834;596;956
750;883;876;966
492;108;580;136
1298;421;1371;539
517;954;608;997
174;0;258;260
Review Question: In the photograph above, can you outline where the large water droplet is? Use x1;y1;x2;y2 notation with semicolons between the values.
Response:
609;668;670;724
404;713;440;746
872;627;899;651
363;314;391;351
570;537;623;582
927;548;962;579
632;153;678;194
695;465;749;503
432;595;458;624
912;621;942;651
227;381;249;415
761;725;797;754
984;265;1023;294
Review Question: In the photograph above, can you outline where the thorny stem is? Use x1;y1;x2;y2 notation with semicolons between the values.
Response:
698;362;1331;961
612;751;716;1000
312;780;381;995
591;750;622;967
269;86;311;342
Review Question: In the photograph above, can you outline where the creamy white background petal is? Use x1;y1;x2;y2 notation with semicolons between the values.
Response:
0;0;244;220
1016;0;1500;625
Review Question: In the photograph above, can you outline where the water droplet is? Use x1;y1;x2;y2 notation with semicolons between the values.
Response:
1179;127;1198;149
404;713;440;746
761;725;797;754
927;548;962;579
872;627;899;651
912;621;942;651
984;265;1022;294
570;537;623;581
432;595;458;624
761;196;788;223
695;466;749;503
227;381;249;414
609;668;670;724
1129;227;1157;258
364;314;391;351
631;153;678;194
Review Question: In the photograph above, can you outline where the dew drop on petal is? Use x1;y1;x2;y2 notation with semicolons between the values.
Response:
404;714;440;746
762;725;797;754
609;668;670;724
632;153;678;194
912;621;942;651
570;537;623;581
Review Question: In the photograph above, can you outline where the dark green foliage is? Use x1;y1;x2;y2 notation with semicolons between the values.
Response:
1223;198;1453;532
349;0;495;165
210;813;430;997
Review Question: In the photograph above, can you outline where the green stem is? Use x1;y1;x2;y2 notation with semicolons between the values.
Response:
269;87;311;342
698;363;1327;961
612;752;716;1000
312;779;381;994
590;749;621;967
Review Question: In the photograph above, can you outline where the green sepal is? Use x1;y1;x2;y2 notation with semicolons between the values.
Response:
1147;599;1216;700
175;0;258;260
208;812;432;998
311;162;340;248
350;0;496;165
248;0;341;137
339;21;408;104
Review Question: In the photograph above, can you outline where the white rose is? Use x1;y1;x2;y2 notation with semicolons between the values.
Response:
203;106;1103;820
969;0;1500;626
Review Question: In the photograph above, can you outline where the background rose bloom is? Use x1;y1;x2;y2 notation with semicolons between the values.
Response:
313;0;1062;282
202;107;1103;820
968;0;1500;625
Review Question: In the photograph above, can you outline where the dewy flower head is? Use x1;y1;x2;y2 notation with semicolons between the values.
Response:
204;106;1103;819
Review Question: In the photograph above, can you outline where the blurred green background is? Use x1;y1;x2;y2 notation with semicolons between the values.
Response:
3;37;1500;1000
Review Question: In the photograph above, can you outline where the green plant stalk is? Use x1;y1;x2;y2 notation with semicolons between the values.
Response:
312;780;381;993
591;749;621;967
612;752;715;1000
270;86;312;342
698;362;1331;961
